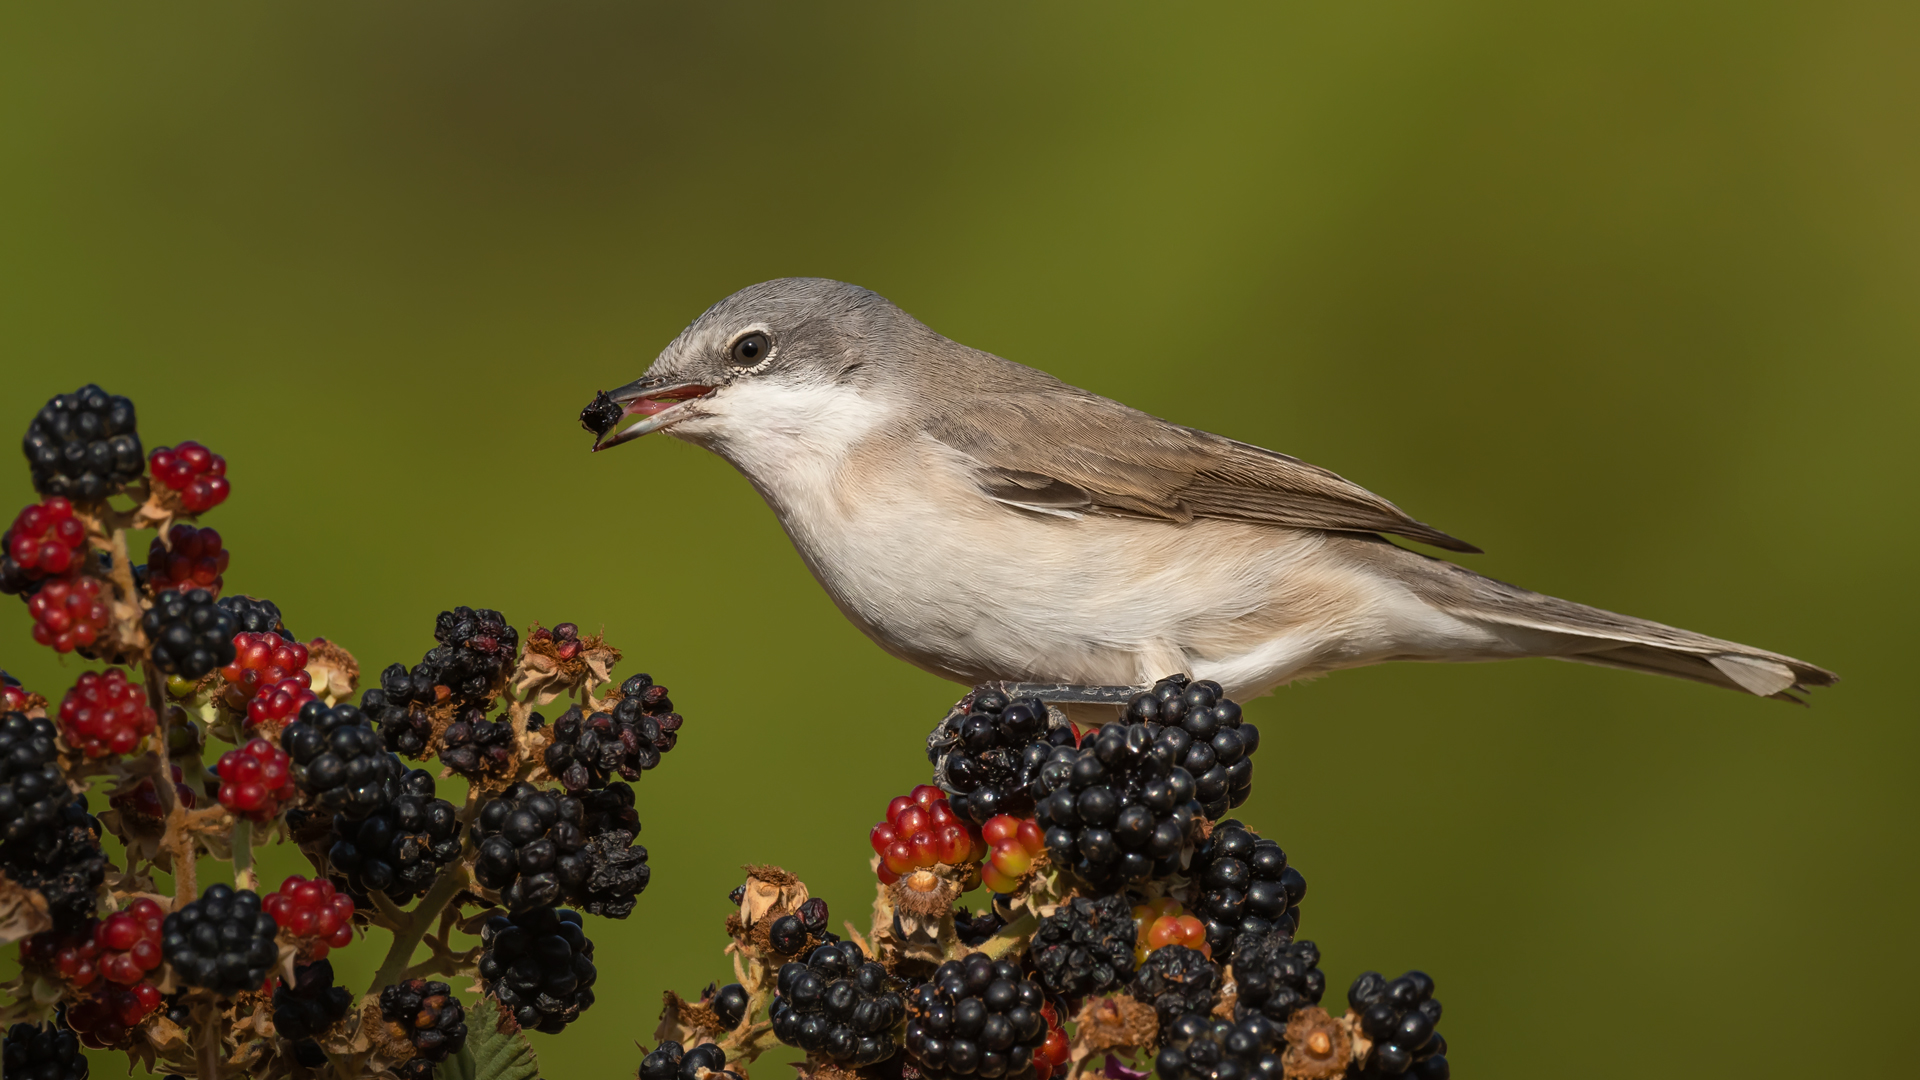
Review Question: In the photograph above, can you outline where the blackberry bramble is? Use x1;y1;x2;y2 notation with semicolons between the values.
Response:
1128;944;1223;1032
262;875;356;961
928;689;1075;824
26;577;110;654
870;784;984;884
543;673;683;792
0;712;72;845
1029;894;1138;1000
1154;1013;1284;1080
472;782;650;915
272;959;353;1063
1;1020;90;1080
1232;933;1325;1027
1126;675;1259;819
1033;719;1201;891
326;770;461;904
641;1041;740;1080
213;738;296;821
281;701;404;818
1132;896;1210;962
216;593;294;641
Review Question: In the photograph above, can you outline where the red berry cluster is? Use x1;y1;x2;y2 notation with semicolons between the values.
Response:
56;668;158;758
215;737;296;821
27;576;110;652
220;632;314;727
22;900;168;1048
148;441;230;513
529;621;585;660
1132;896;1210;962
979;814;1047;895
870;784;986;884
146;524;228;597
6;497;88;578
108;762;197;826
263;874;356;960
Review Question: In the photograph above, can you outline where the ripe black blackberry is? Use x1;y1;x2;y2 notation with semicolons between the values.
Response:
1125;676;1258;819
769;939;903;1066
478;907;597;1034
1230;934;1323;1026
580;391;622;439
327;769;462;903
711;983;750;1029
281;701;405;819
1154;1013;1282;1080
472;782;649;916
1032;720;1201;891
1028;894;1137;999
362;667;437;758
423;606;518;707
216;594;295;642
927;689;1076;824
437;707;516;778
641;1040;740;1080
0;712;74;846
1;798;108;931
377;978;469;1079
543;674;682;793
160;884;280;997
141;588;237;681
1347;971;1447;1078
272;959;352;1055
2;1019;89;1080
905;954;1049;1080
23;383;142;502
954;907;1005;948
1127;945;1222;1033
1184;820;1305;961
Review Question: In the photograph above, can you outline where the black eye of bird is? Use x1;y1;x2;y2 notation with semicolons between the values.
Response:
731;332;769;367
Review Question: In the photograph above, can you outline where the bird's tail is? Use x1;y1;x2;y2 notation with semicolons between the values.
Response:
1380;549;1838;700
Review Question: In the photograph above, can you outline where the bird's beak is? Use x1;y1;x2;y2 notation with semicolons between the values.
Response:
590;377;716;451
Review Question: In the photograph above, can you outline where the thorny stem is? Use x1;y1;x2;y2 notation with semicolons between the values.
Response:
367;862;472;996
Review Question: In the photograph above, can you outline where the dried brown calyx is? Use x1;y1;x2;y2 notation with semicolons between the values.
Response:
1282;1006;1352;1080
1073;994;1160;1055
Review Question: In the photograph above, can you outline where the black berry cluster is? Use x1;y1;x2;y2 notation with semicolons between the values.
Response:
767;896;832;956
1029;894;1137;1000
931;689;1078;825
1125;676;1257;820
770;939;903;1065
478;907;597;1034
141;588;237;680
711;983;750;1029
472;783;649;916
272;959;353;1063
438;708;515;778
282;701;404;819
1128;945;1222;1032
1033;720;1201;891
1230;934;1323;1026
1184;820;1305;962
1;798;107;931
0;712;73;846
23;383;142;502
424;606;518;707
216;594;295;642
904;954;1050;1080
160;884;280;997
362;668;436;758
1153;1013;1283;1080
377;978;469;1080
2;1019;90;1080
543;673;682;792
1348;972;1447;1078
640;1041;739;1080
327;769;462;903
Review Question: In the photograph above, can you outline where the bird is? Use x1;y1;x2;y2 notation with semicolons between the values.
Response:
586;278;1835;703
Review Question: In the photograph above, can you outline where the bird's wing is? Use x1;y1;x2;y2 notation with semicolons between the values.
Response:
925;389;1481;552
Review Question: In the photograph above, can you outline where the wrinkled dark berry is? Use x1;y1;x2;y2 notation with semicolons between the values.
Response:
1029;894;1136;999
472;782;648;916
378;977;468;1079
928;689;1076;824
1128;945;1221;1033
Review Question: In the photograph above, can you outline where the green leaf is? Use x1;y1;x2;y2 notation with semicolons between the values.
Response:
442;1000;541;1080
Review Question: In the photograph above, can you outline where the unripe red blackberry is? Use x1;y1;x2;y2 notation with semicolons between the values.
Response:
641;1040;740;1080
141;588;237;680
1231;934;1323;1026
928;689;1076;825
1029;894;1137;1000
272;959;352;1059
770;939;902;1066
26;577;111;654
327;769;461;905
0;671;33;713
146;441;229;514
160;884;279;997
281;701;405;819
472;782;649;916
1128;945;1222;1033
23;383;142;502
1347;971;1447;1078
378;978;468;1079
1032;720;1201;892
56;669;156;758
905;955;1049;1080
478;906;596;1034
262;875;356;961
1125;676;1259;819
144;525;227;598
1183;820;1305;962
1154;1013;1283;1080
4;497;88;583
215;594;295;642
1;1019;90;1080
219;631;309;710
213;738;297;821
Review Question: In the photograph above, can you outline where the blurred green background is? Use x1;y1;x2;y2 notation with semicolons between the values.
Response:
3;2;1915;1077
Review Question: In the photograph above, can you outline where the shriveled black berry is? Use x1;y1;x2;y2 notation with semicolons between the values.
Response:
928;689;1076;824
1348;971;1447;1078
770;939;902;1066
905;955;1049;1080
327;769;462;903
1154;1013;1282;1080
273;958;353;1060
281;701;405;819
1128;676;1258;819
426;606;518;706
1184;820;1305;962
1029;894;1136;999
161;884;280;997
0;712;75;846
472;782;649;916
437;708;516;779
712;983;750;1030
23;383;142;502
378;978;468;1079
640;1040;740;1080
1031;717;1202;892
954;907;1005;948
2;797;107;932
2;1019;89;1080
1128;946;1222;1033
1230;934;1323;1026
216;594;295;642
362;669;435;759
478;907;596;1034
544;674;682;793
141;588;236;680
580;391;622;439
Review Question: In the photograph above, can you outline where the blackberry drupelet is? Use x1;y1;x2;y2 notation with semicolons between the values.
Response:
141;588;237;680
378;978;468;1079
640;1041;740;1080
478;907;597;1034
0;711;73;845
216;594;295;642
437;707;515;778
281;701;405;819
1230;934;1323;1026
1154;1013;1282;1080
711;983;750;1029
904;954;1050;1080
160;884;280;997
543;674;682;792
1184;820;1305;961
23;383;142;502
2;1019;90;1080
1029;894;1137;999
929;689;1075;824
327;769;462;903
1125;676;1259;819
1347;972;1446;1078
1128;945;1222;1033
272;959;352;1051
472;783;649;915
1031;719;1201;891
769;939;902;1066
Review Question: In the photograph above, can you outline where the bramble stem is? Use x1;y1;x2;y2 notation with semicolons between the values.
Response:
366;863;471;995
168;814;198;909
196;1007;221;1080
231;818;254;891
